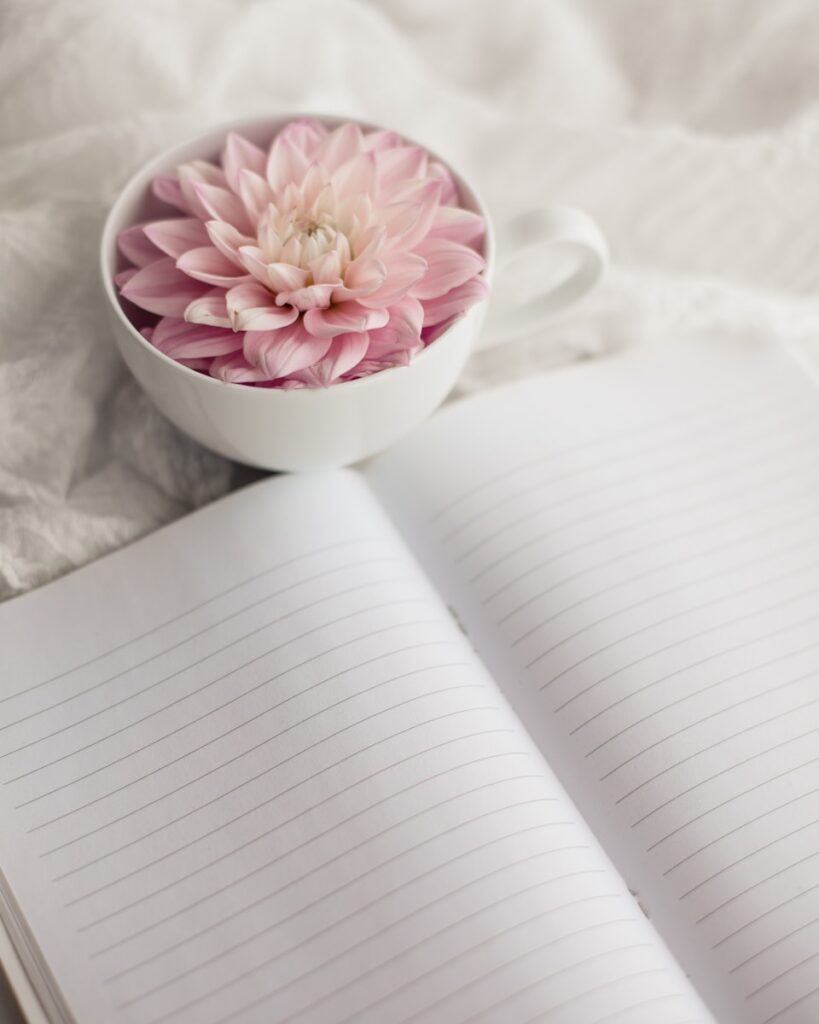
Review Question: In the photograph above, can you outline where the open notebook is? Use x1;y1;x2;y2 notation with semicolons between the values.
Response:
2;339;819;1024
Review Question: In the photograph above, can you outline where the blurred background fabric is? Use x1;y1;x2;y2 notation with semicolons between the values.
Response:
2;0;819;602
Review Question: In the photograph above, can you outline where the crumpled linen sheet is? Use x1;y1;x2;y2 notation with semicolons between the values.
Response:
2;0;819;601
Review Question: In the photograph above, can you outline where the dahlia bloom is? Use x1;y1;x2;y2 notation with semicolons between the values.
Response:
115;120;488;387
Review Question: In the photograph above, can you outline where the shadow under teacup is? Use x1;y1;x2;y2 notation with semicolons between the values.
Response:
101;114;608;472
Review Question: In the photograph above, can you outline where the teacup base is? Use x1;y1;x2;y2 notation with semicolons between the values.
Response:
108;303;483;472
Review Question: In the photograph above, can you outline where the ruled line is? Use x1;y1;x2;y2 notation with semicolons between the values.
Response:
21;654;469;815
116;852;601;1004
549;585;819;705
713;882;819;950
497;492;818;628
379;942;654;1024
88;729;527;958
585;639;819;759
631;723;819;826
247;918;645;1024
507;970;676;1024
761;983;819;1024
512;522;819;649
679;818;819;901
136;845;594;1023
14;643;460;800
748;949;819;999
48;662;472;881
664;783;819;875
730;914;819;974
601;670;819;782
647;752;819;852
616;696;819;806
459;421;780;568
578;994;695;1024
61;698;498;907
461;416;818;573
17;610;442;819
106;823;581;983
0;556;405;742
479;453;819;606
43;691;471;866
569;609;819;737
310;927;649;1024
695;850;819;925
87;794;559;961
0;538;386;706
439;390;779;542
526;545;819;671
427;378;788;525
52;687;490;859
102;803;566;987
445;389;809;545
0;577;423;761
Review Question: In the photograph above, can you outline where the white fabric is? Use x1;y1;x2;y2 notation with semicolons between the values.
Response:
2;0;819;604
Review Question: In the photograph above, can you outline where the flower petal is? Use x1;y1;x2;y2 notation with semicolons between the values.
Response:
236;245;275;286
238;169;273;222
117;224;162;267
114;267;138;289
152;174;188;211
266;136;310;196
120;257;208;316
306;332;370;385
375;145;428;190
265;263;309;292
364;296;424;361
192;183;253;233
177;160;228;220
176;246;251;287
184;288;232;328
143;218;211;259
310;251;342;285
152;317;243;359
314;123;364;174
411;237;485;300
428;160;459;205
362;129;403;152
331;153;377;200
276;283;337;311
420;276;489;325
210;352;269;384
280;236;302;266
381;180;441;251
243;319;332;379
205;220;254;265
299;164;327;209
303;301;389;339
427;205;486;248
226;282;298;331
332;256;386;302
276;119;327;159
357;252;427;308
222;132;267;193
422;316;459;345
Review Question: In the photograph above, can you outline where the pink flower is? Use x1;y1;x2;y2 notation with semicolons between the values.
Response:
116;120;488;387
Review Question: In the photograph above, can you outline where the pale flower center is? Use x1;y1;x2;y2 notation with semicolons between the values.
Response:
261;208;351;273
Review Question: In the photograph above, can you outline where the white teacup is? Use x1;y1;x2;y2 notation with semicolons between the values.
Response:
100;115;607;472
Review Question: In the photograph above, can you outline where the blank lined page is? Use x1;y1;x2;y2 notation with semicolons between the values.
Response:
368;340;819;1024
0;470;712;1024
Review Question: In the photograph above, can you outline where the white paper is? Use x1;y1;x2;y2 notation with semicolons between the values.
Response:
0;470;711;1023
368;339;819;1024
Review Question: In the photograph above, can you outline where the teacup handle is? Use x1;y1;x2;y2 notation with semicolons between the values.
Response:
478;204;609;348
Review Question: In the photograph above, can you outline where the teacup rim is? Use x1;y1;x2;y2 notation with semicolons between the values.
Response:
100;112;494;400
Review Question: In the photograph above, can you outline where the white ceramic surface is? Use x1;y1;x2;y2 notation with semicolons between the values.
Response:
100;115;607;472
